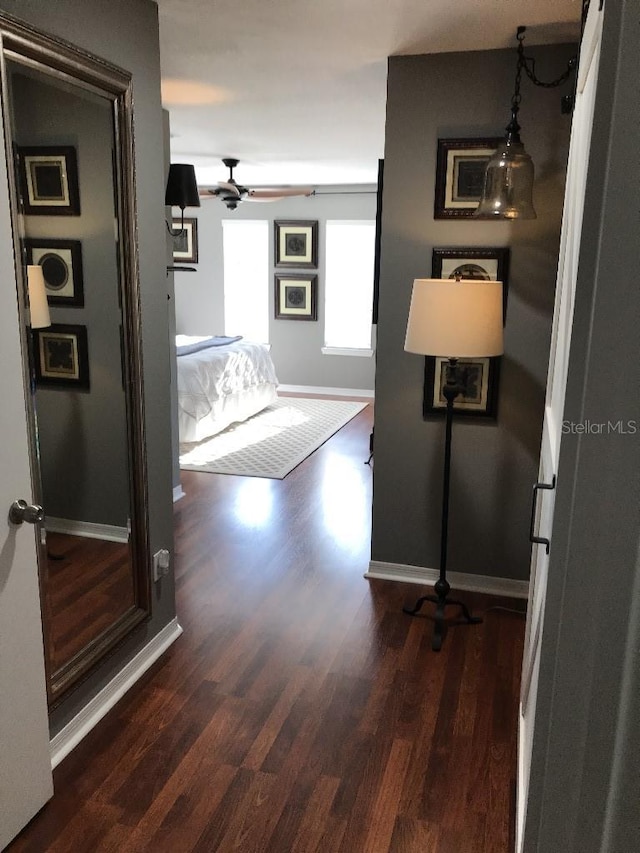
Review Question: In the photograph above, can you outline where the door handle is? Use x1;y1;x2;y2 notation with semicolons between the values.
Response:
529;477;556;554
8;499;44;525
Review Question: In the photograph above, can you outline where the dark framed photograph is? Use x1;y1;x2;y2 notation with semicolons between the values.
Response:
424;356;500;418
24;238;84;307
274;220;318;268
171;218;198;263
274;273;318;320
434;138;501;219
31;323;90;390
18;146;80;216
432;247;510;323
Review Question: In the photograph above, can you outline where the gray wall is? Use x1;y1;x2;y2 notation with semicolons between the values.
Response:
13;71;130;528
524;1;640;849
173;187;377;391
1;0;176;734
372;45;575;581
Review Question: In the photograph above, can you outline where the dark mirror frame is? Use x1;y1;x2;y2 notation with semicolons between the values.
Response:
0;12;151;705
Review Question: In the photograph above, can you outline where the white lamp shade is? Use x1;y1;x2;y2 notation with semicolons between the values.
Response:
27;265;51;329
405;278;503;357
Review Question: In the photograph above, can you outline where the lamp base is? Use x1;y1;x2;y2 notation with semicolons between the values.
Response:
403;579;482;651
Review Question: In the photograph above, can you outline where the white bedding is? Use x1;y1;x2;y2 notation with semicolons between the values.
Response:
176;337;279;442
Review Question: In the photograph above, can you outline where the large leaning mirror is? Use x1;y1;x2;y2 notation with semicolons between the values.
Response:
0;15;150;704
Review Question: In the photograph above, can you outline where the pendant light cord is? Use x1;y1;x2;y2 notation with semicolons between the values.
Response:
508;26;577;140
516;26;577;91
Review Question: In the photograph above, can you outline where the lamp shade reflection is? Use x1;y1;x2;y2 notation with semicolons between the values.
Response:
27;264;51;328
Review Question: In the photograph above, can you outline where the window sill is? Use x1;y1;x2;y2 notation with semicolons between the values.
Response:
321;347;374;358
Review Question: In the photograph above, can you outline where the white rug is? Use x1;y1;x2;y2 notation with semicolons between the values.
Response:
179;397;368;479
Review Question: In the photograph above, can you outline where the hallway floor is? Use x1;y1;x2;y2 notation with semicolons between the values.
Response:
10;404;524;852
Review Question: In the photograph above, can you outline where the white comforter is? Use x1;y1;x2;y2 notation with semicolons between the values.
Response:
177;338;279;442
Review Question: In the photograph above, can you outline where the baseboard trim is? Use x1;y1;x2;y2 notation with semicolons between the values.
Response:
365;560;529;599
173;485;185;503
50;617;183;768
278;384;374;399
46;517;129;543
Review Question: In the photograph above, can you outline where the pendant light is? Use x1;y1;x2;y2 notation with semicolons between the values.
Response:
474;27;576;220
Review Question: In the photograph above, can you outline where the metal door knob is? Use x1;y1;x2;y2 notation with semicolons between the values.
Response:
8;499;44;525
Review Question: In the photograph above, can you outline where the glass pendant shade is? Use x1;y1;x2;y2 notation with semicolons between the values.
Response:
474;137;536;220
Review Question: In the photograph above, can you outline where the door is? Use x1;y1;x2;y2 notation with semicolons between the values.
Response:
516;4;604;850
0;95;53;849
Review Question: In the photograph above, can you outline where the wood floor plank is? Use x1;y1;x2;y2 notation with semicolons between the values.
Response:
8;405;526;852
362;738;414;853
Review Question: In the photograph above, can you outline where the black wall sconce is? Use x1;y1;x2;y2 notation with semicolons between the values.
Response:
165;163;200;235
165;163;200;274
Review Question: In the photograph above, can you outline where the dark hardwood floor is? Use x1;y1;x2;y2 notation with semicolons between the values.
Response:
10;403;524;852
46;534;133;671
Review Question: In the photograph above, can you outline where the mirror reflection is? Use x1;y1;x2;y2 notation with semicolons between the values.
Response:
6;56;142;699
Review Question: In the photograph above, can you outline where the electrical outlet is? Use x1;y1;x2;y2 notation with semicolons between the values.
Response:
152;549;170;582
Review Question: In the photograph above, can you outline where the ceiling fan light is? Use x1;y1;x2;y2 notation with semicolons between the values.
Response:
474;138;536;220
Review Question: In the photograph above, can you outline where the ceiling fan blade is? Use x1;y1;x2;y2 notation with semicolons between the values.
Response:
246;188;314;200
217;181;241;196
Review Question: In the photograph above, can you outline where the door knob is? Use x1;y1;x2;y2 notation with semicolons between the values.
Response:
8;499;44;525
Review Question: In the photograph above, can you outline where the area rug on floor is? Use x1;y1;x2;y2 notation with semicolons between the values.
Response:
179;397;368;479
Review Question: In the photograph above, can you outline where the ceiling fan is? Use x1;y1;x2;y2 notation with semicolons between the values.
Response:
201;158;314;210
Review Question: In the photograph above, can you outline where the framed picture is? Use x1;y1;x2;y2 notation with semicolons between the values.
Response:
434;138;501;219
171;218;198;262
274;273;318;320
18;146;80;216
24;238;84;307
432;247;510;323
31;323;90;390
274;220;318;268
424;356;499;418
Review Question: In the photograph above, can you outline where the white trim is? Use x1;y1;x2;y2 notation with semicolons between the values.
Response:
45;517;129;544
365;560;529;599
50;618;183;768
278;384;374;399
321;347;374;358
173;485;185;503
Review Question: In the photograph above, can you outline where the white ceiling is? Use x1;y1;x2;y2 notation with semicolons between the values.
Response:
156;0;581;187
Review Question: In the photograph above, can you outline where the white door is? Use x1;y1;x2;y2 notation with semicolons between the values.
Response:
0;116;53;846
516;4;604;850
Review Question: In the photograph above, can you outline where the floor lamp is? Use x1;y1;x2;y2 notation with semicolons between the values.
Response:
403;277;504;651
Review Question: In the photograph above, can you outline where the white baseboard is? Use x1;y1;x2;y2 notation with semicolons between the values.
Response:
173;485;185;503
46;517;129;544
50;617;183;768
278;384;374;399
365;560;529;599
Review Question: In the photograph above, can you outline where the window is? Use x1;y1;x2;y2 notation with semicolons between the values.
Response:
222;220;269;343
324;220;375;354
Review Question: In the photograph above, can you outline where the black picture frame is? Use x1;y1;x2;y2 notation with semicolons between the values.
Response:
24;238;85;307
171;218;198;263
274;220;318;268
32;323;90;390
432;246;510;324
434;137;501;219
18;145;80;216
424;355;500;418
274;273;318;320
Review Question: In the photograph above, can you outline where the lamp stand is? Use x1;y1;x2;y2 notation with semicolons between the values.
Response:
403;358;482;650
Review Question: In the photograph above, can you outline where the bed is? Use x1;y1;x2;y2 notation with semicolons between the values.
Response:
176;335;279;443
